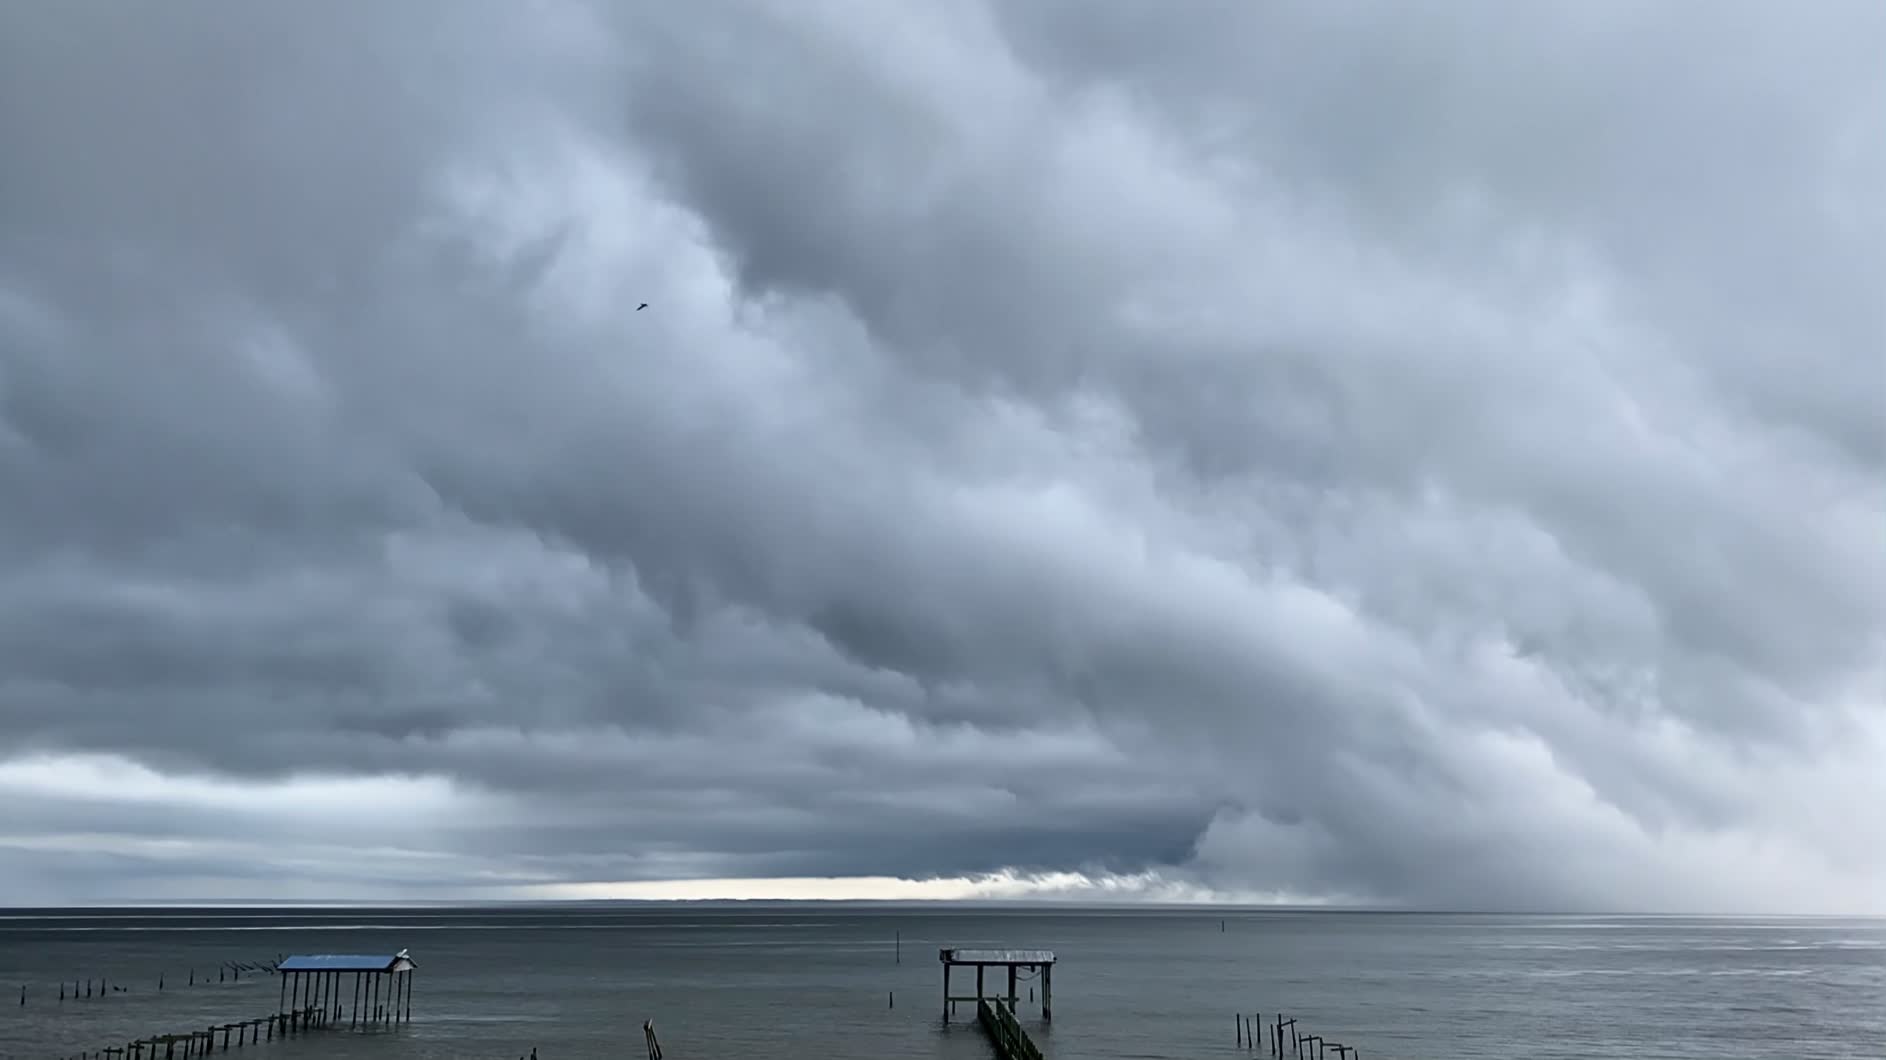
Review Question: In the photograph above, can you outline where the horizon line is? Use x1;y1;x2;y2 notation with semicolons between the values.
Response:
0;899;1872;918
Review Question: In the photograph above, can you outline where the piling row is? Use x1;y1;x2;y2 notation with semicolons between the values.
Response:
1235;1011;1364;1060
43;1003;325;1060
17;960;281;1008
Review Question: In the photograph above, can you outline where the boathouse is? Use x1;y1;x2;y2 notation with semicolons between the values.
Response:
277;950;416;1028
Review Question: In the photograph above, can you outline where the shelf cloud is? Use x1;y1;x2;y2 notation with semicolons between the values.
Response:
1;0;1882;911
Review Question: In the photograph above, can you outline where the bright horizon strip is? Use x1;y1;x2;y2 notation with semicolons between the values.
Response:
515;872;1337;904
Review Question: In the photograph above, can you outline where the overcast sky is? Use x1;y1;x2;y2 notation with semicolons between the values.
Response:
1;0;1882;911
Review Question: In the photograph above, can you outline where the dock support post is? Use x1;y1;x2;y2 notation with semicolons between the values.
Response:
941;962;951;1021
1007;966;1017;1009
1041;963;1052;1023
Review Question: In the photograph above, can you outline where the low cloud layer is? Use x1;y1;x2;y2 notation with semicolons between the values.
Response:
1;0;1882;911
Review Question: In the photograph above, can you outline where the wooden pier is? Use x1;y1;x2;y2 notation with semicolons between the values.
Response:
43;951;421;1059
976;997;1044;1060
940;947;1053;1059
70;1003;323;1057
275;950;416;1028
939;948;1053;1023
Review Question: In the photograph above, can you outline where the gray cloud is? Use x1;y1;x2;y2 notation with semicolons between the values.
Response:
1;0;1882;912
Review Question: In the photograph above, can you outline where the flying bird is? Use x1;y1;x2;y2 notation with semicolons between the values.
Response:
636;302;648;311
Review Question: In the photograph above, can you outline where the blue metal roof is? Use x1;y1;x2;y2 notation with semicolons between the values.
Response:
278;953;415;972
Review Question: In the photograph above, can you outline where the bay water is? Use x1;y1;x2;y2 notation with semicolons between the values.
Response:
1;906;1881;1059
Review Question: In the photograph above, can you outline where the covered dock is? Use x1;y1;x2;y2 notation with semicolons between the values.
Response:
277;950;416;1029
940;948;1054;1022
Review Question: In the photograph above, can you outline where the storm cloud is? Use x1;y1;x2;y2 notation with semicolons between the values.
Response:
1;0;1882;911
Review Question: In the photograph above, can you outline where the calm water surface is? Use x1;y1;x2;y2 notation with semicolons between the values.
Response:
0;907;1880;1059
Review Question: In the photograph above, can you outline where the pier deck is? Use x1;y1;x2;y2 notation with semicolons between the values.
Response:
939;948;1054;1024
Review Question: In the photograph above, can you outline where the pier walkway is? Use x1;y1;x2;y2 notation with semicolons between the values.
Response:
976;997;1044;1060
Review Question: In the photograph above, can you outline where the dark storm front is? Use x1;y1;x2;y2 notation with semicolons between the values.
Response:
2;907;1884;1060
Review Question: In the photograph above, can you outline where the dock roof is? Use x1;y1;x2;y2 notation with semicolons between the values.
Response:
940;948;1055;965
278;952;416;973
